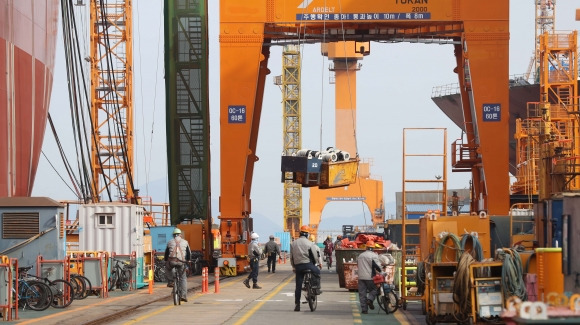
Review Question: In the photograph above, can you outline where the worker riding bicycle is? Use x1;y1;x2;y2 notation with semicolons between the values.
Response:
164;228;192;302
290;225;322;312
323;235;334;268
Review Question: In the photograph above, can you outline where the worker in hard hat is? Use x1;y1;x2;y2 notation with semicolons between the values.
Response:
309;234;322;263
164;227;192;302
323;235;334;269
264;235;281;273
290;225;322;312
356;240;382;314
334;235;343;249
243;232;263;289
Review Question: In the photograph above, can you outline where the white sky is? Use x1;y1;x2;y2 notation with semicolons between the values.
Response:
33;1;580;235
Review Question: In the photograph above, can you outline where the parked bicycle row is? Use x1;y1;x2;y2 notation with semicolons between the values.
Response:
14;265;93;311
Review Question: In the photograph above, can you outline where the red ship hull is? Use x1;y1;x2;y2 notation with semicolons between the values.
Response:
0;0;59;197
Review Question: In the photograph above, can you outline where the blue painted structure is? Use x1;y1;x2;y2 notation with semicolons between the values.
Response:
275;231;291;252
149;226;175;254
0;197;65;275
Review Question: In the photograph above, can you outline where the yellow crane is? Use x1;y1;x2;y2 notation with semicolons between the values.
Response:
277;45;304;239
90;0;135;203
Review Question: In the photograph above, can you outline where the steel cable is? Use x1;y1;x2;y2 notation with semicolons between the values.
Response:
434;233;462;262
452;251;475;322
461;233;484;262
497;248;528;302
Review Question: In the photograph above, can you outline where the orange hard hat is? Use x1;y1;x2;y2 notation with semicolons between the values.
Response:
366;240;375;247
300;225;310;232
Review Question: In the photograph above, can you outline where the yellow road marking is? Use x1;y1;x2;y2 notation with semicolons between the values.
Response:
120;278;239;325
351;292;363;323
233;275;294;325
122;305;174;324
394;311;411;325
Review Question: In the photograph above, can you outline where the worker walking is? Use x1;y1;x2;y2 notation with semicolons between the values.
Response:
334;235;343;249
265;235;281;273
290;226;322;312
164;228;191;302
243;232;262;289
357;240;382;314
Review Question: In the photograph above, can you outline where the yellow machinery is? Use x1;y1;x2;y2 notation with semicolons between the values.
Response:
469;262;503;324
425;262;457;324
418;210;492;321
419;214;491;262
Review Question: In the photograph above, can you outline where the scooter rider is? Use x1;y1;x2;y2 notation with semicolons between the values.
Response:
290;225;322;312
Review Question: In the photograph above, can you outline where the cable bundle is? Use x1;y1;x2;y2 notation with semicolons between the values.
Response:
461;233;484;262
453;251;475;322
497;248;528;302
434;232;462;262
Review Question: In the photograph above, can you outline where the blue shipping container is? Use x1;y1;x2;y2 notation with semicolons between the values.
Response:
275;232;291;253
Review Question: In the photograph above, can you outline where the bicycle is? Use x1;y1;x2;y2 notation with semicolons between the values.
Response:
13;267;53;311
70;273;92;300
108;258;135;292
153;257;167;282
374;268;399;314
20;266;74;308
170;263;186;305
302;269;319;312
325;252;332;269
185;252;203;276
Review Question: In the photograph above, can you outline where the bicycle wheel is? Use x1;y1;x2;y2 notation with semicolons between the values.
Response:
377;295;389;314
172;270;180;305
120;269;132;291
154;265;167;282
385;291;398;314
108;270;118;291
23;280;53;311
307;285;317;312
51;279;74;308
70;276;85;300
74;275;92;299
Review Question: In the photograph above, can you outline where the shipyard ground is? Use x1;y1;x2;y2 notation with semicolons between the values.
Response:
6;259;426;325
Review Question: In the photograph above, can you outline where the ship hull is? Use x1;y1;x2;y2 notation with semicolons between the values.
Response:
0;0;59;197
432;83;543;176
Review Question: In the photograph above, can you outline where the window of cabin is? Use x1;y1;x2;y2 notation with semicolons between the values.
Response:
96;214;114;228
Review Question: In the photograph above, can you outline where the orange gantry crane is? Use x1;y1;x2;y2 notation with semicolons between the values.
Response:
219;0;510;274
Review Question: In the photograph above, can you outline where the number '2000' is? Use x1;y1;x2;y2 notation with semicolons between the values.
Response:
412;7;427;12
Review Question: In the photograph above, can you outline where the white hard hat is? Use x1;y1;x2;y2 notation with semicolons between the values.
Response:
251;233;259;240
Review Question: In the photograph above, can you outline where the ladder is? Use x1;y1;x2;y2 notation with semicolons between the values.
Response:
401;128;448;309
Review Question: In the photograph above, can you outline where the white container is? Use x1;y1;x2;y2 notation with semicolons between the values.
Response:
78;202;144;257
